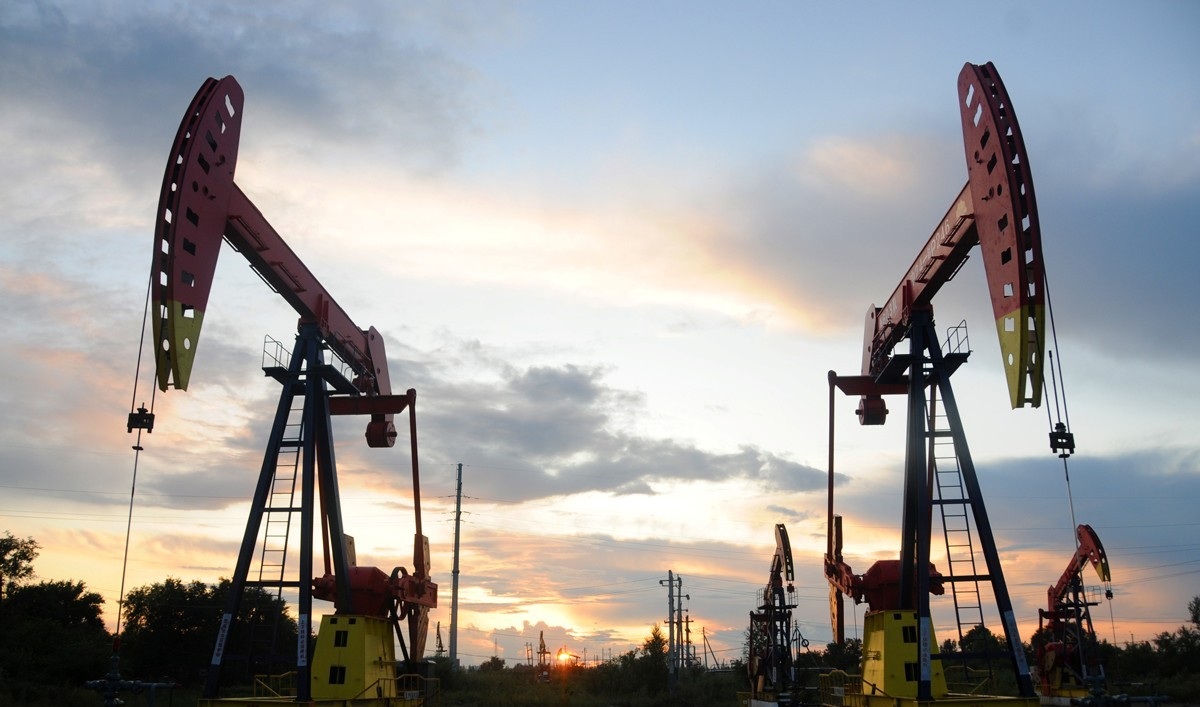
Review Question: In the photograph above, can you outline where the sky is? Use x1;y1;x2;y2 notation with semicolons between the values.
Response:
2;0;1198;672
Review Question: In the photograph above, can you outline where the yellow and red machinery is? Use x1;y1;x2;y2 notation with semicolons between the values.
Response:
130;75;436;704
822;61;1060;707
1034;524;1112;705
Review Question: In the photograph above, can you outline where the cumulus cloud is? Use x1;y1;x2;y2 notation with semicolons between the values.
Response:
395;349;827;502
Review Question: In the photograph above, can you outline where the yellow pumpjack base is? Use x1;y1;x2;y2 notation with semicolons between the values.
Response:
199;615;437;707
820;611;1039;707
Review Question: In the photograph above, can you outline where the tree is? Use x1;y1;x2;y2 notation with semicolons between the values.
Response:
479;655;506;672
120;578;216;683
1152;624;1200;677
641;623;668;660
1111;639;1157;684
0;533;110;692
1189;595;1200;627
635;623;668;694
120;577;298;686
959;623;1005;663
7;578;105;632
0;531;40;597
0;579;110;686
822;638;863;672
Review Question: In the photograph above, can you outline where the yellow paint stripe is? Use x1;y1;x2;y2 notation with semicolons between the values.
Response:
994;304;1044;409
154;300;205;391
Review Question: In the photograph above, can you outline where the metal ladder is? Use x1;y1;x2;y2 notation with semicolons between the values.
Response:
928;323;995;686
242;337;306;679
255;393;303;591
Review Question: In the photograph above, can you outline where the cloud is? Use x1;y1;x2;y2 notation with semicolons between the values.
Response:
401;348;827;501
521;131;974;335
817;443;1200;644
765;505;812;523
1036;184;1200;362
0;1;491;188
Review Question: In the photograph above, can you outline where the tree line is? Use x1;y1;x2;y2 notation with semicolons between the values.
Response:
2;530;1198;705
1;531;295;706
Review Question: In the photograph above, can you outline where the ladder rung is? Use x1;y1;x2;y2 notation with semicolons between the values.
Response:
244;580;303;588
944;574;992;583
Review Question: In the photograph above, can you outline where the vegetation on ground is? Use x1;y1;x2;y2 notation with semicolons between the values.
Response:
3;530;1199;706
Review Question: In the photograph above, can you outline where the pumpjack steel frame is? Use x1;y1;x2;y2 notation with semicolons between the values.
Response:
828;311;1034;701
203;324;422;699
143;74;436;703
749;524;802;706
823;61;1047;705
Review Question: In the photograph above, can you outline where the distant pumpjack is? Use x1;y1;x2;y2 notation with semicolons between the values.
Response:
748;524;803;707
1035;524;1112;702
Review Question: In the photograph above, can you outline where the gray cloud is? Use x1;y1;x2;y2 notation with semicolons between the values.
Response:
824;444;1200;641
765;505;812;523
0;1;488;181
659;85;1200;369
1034;185;1200;361
402;347;827;501
0;313;823;513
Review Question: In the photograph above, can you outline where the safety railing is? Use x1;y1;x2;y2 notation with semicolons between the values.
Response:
253;670;296;698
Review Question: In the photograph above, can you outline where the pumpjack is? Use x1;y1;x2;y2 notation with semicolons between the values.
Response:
130;75;437;704
821;61;1056;707
537;630;552;682
748;524;804;707
1034;524;1112;705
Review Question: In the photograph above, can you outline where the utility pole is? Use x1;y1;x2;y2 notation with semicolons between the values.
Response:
677;584;689;672
659;572;686;688
660;570;677;694
683;605;692;667
449;462;463;668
